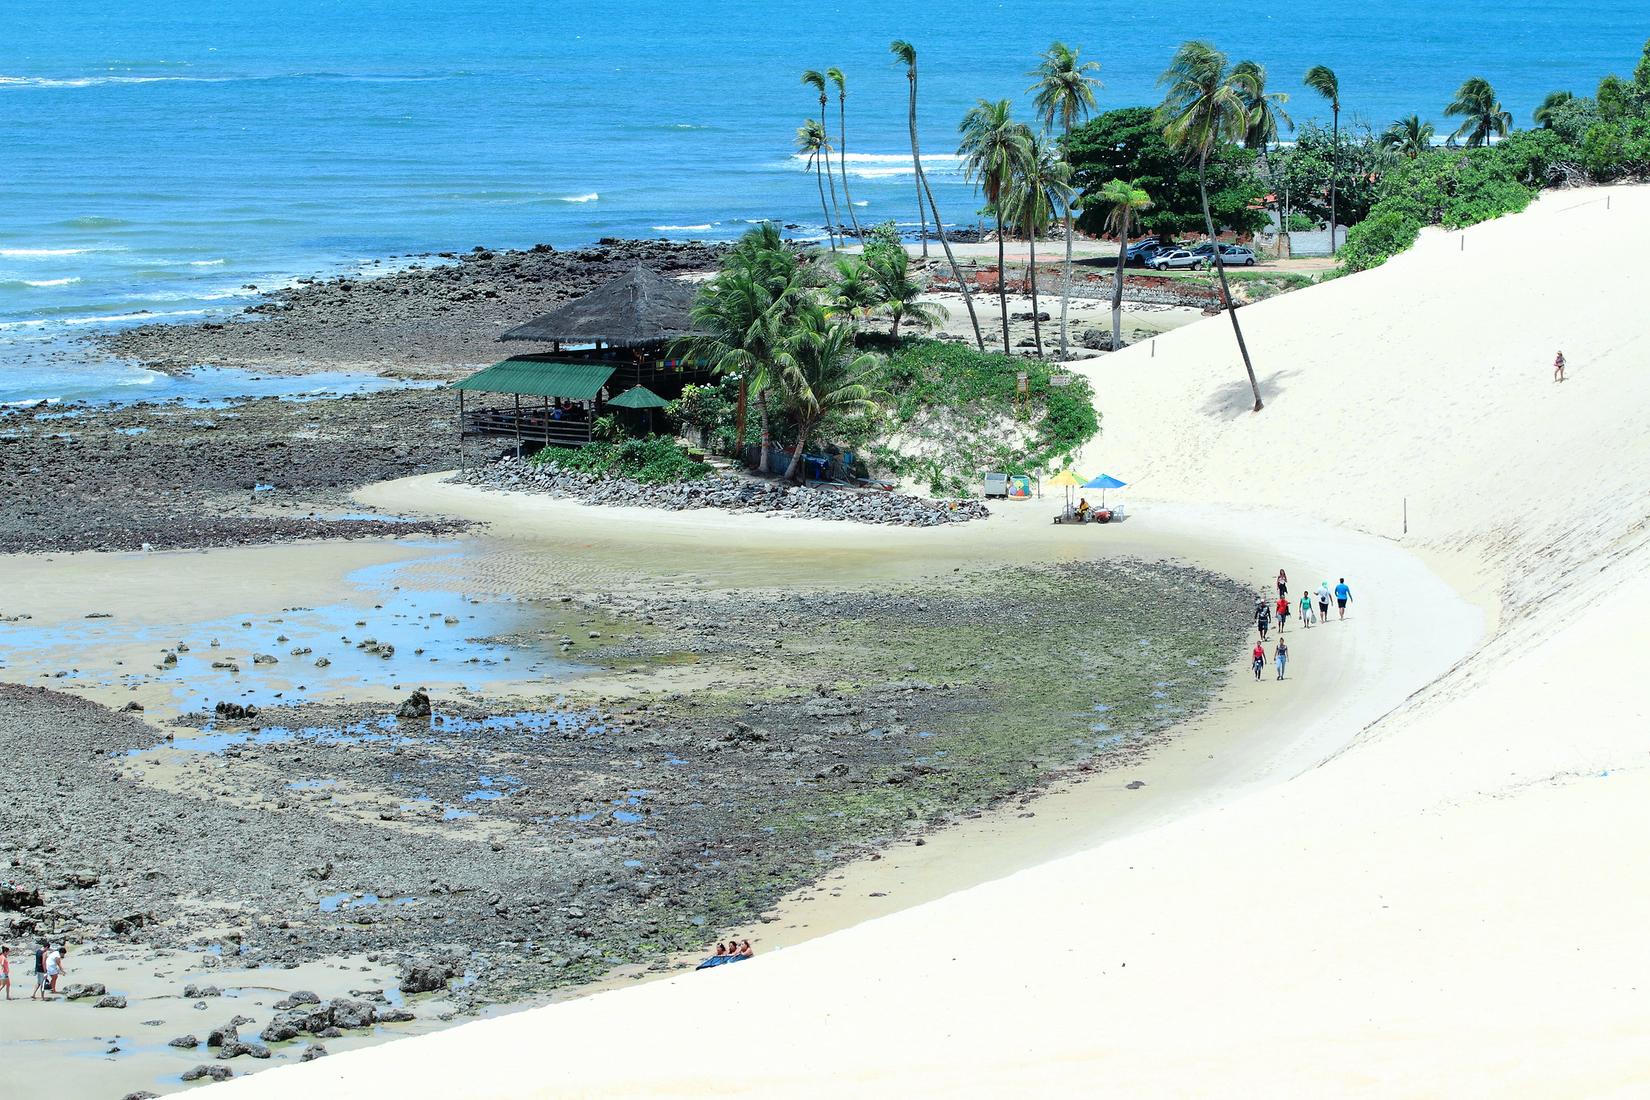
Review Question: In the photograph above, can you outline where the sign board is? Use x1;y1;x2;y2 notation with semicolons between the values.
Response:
1049;373;1073;387
1015;372;1029;393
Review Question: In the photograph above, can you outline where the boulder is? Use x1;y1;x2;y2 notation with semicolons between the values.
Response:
181;1065;233;1083
205;1022;239;1048
168;1035;198;1048
217;1039;271;1060
95;995;128;1009
395;689;431;720
259;1015;301;1043
182;983;222;998
272;990;321;1011
397;959;449;994
62;982;107;1000
300;1044;328;1062
327;998;378;1030
109;912;150;935
377;1007;416;1023
0;884;43;910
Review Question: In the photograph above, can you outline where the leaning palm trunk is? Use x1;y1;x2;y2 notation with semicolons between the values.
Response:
783;426;812;482
917;167;985;351
814;161;836;251
1110;209;1129;351
837;100;863;240
1058;124;1074;358
995;218;1011;353
756;391;773;474
1027;228;1043;356
822;136;845;245
1198;150;1262;411
904;77;928;259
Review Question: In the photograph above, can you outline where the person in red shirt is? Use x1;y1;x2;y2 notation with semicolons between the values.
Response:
1252;640;1266;681
1276;595;1290;633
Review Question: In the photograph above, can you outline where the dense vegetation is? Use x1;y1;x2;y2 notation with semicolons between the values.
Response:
532;436;710;484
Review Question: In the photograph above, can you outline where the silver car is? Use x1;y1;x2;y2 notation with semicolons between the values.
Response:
1148;249;1206;271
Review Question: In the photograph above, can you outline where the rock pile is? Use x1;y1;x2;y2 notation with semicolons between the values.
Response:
456;459;990;527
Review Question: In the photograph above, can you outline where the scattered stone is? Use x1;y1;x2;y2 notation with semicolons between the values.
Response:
168;1034;199;1048
62;982;107;1000
300;1044;328;1062
95;994;128;1009
395;689;432;720
181;1065;233;1082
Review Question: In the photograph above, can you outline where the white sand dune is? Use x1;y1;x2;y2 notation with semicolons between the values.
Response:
219;185;1650;1097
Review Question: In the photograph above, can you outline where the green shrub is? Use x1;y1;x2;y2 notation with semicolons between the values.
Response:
1339;210;1423;272
531;435;710;484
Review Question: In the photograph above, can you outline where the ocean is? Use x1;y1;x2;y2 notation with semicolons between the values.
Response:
3;0;1644;404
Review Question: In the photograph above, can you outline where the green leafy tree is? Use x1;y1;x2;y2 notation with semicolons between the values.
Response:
890;39;985;350
1446;77;1513;147
1533;90;1575;129
1004;131;1074;356
1276;122;1385;228
1064;107;1266;240
1093;178;1152;351
801;71;842;248
824;68;863;240
1303;64;1341;251
1026;41;1102;358
958;98;1033;354
773;308;883;481
1234;60;1292;154
670;383;734;449
1381;114;1436;159
1160;40;1265;411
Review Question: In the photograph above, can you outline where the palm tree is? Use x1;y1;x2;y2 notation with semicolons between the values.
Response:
1234;60;1292;154
1303;64;1341;254
824;68;864;240
802;71;844;245
1026;41;1102;358
866;246;944;337
830;255;881;326
1380;114;1435;159
683;224;810;475
890;39;986;351
773;307;882;481
959;98;1032;354
796;119;837;251
1004;132;1073;357
1445;76;1513;147
888;41;929;259
1094;178;1151;352
1160;41;1264;412
1532;89;1574;129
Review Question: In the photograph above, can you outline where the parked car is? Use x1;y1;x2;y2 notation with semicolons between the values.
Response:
1124;239;1163;265
1189;242;1259;266
1147;249;1206;271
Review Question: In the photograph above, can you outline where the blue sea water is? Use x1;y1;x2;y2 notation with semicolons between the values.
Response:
2;1;1644;404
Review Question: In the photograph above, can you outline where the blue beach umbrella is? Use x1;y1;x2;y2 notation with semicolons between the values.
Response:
1082;473;1127;506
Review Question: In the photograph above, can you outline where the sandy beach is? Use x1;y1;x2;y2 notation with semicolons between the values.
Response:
184;184;1650;1097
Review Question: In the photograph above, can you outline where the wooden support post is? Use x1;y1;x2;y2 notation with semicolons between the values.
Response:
513;393;522;457
458;390;466;473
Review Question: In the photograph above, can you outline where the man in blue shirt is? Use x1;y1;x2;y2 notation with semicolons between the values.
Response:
1334;578;1353;620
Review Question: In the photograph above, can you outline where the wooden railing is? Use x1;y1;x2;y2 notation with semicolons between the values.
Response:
463;408;592;448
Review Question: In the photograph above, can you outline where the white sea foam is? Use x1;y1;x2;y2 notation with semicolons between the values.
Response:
22;277;79;287
117;371;161;386
557;192;599;203
788;152;962;179
189;258;226;266
0;74;223;89
60;308;209;326
0;247;88;257
652;224;713;232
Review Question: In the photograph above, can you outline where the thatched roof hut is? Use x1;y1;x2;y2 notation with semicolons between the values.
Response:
500;266;699;348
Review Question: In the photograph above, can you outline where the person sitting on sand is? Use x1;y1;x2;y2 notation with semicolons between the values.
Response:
1554;350;1566;383
1252;640;1266;682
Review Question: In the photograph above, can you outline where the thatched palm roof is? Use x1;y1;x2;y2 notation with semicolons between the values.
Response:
500;266;699;347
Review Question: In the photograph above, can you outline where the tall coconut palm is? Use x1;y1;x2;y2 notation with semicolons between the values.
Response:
773;307;883;481
890;39;985;351
1533;89;1574;129
1303;64;1341;254
683;224;809;475
1094;178;1151;352
888;41;929;259
1004;132;1073;357
1380;114;1435;159
866;246;945;337
1161;41;1264;412
796;119;837;251
1446;76;1512;147
824;68;864;241
1026;41;1102;358
802;70;844;245
959;98;1032;354
1234;60;1292;154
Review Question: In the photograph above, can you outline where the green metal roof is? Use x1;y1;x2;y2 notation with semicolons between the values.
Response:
606;384;670;410
452;356;616;400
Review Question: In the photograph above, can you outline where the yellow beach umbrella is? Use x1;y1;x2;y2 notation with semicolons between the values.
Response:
1046;467;1086;511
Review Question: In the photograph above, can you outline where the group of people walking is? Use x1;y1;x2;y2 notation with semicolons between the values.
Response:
0;942;68;1000
1251;569;1354;682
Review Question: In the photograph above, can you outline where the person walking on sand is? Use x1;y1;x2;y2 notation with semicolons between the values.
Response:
1;945;11;1000
1276;569;1288;600
1275;637;1289;680
1276;594;1290;633
1318;580;1332;623
46;943;65;993
1554;350;1566;383
1252;640;1266;681
1256;601;1271;641
30;942;49;1000
1334;577;1353;620
1300;591;1314;628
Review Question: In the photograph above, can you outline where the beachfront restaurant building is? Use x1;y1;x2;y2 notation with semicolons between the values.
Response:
452;266;712;452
